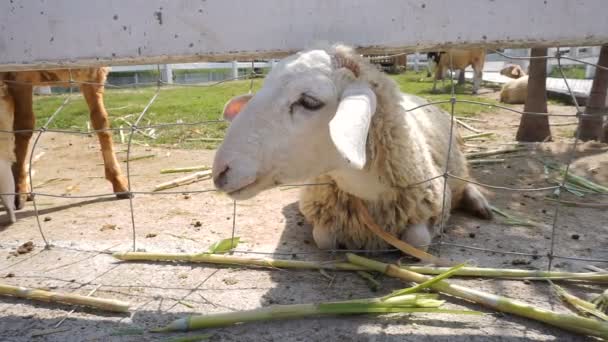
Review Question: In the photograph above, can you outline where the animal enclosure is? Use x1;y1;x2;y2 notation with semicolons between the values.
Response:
1;1;608;341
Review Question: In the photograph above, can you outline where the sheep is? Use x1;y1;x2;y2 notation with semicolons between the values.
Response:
0;82;16;224
212;44;492;251
0;68;130;211
428;49;486;94
499;64;528;104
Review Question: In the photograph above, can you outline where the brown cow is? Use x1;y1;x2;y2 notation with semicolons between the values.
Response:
0;68;130;210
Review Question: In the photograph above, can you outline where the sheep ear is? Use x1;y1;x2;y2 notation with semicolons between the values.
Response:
329;82;377;169
223;94;253;122
510;67;520;78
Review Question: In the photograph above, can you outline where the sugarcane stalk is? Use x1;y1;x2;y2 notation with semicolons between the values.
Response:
153;170;212;192
112;251;608;283
400;265;608;282
113;251;365;271
352;198;456;266
455;118;482;133
154;293;478;332
544;197;608;209
550;282;608;321
160;165;211;174
121;154;156;163
347;254;608;339
463;132;494;141
465;147;524;159
0;283;130;313
469;159;505;165
455;116;488;123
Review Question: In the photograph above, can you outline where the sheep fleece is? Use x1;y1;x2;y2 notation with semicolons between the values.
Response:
299;51;469;249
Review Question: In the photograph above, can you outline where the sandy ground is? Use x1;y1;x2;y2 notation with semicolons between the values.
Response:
0;87;607;341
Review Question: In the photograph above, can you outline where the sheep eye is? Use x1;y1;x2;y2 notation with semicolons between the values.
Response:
297;94;324;111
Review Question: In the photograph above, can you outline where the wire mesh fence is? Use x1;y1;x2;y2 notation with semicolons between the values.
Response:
1;47;607;272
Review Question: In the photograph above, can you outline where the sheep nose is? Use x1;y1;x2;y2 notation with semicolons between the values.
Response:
213;163;231;189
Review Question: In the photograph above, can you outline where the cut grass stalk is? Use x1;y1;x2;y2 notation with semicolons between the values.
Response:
545;163;608;194
490;205;544;228
469;159;505;165
153;170;212;192
153;293;479;332
113;251;365;271
121;154;156;163
544;197;608;209
463;132;494;141
0;283;130;312
206;237;240;254
550;282;608;321
454;116;488;123
160;165;211;174
400;265;608;282
347;254;608;339
455;118;482;133
356;254;608;337
465;147;524;159
353;198;456;266
356;271;381;292
592;290;608;314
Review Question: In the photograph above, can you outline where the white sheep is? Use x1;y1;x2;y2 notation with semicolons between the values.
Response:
0;82;16;224
212;44;492;251
499;64;528;104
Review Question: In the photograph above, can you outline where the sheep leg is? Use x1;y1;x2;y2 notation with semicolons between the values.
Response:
312;224;337;250
459;184;492;219
457;70;466;85
80;84;131;199
401;223;432;252
472;67;482;95
0;159;16;224
9;83;34;210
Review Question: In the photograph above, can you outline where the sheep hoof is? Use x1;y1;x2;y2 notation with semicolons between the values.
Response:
115;192;134;200
312;226;337;250
401;223;432;252
461;184;493;220
15;194;28;210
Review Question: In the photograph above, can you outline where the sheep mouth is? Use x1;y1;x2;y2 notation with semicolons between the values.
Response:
226;174;276;200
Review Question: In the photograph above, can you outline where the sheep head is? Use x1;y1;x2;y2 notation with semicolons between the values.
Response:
212;46;377;200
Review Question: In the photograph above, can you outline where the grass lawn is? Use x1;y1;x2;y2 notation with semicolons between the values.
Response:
33;72;499;149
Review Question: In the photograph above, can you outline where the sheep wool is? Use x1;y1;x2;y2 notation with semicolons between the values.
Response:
299;45;471;250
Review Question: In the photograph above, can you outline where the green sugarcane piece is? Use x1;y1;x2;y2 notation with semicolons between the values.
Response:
160;166;211;174
0;283;130;313
113;251;365;271
592;290;608;313
347;254;608;339
383;264;466;299
400;265;608;282
550;282;608;321
153;293;479;332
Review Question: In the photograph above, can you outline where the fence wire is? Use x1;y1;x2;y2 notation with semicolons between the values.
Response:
1;48;608;271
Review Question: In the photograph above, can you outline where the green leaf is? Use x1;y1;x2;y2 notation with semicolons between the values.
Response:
207;237;240;254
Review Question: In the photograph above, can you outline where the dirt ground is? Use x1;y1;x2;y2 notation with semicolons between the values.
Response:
0;87;607;341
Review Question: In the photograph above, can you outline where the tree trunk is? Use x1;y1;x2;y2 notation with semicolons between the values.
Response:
516;48;551;142
579;45;608;142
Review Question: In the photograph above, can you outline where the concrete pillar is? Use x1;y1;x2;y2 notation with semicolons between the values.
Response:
161;64;173;84
585;64;596;79
33;86;52;95
231;61;239;79
413;52;420;73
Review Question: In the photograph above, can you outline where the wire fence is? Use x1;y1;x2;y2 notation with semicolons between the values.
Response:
1;48;608;271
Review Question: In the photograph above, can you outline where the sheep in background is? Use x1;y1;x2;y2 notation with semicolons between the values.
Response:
428;49;486;94
1;68;131;210
499;64;529;104
0;82;16;224
212;44;492;251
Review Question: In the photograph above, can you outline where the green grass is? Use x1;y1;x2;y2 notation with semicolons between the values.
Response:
33;72;499;149
548;65;587;79
391;73;500;116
